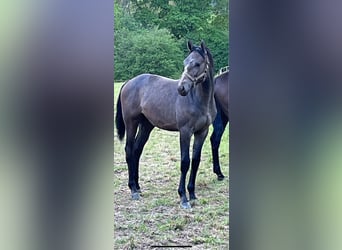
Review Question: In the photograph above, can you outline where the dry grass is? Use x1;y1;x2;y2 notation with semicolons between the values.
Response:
114;82;229;249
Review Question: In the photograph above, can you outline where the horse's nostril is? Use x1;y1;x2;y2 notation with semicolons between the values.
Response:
178;85;187;96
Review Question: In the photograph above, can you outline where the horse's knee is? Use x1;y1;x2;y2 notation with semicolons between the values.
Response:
180;156;190;172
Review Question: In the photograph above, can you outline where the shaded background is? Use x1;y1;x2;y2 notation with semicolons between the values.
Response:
114;0;229;81
1;0;342;249
230;0;342;250
0;1;113;250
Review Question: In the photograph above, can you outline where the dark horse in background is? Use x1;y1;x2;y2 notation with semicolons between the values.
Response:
115;41;216;209
210;69;229;180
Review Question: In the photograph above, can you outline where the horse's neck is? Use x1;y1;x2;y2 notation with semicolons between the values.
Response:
194;75;215;107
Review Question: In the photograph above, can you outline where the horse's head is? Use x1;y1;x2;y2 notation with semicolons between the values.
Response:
178;40;210;96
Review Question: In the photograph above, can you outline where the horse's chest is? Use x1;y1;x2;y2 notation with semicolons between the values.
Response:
176;96;215;132
194;112;212;130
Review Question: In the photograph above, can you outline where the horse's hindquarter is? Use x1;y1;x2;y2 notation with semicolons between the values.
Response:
214;72;229;117
120;76;145;122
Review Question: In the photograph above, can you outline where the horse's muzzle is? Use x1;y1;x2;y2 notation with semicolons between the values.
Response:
178;86;187;96
178;82;191;96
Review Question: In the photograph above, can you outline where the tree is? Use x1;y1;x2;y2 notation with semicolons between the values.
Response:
126;0;229;72
114;1;139;32
129;0;212;39
114;0;229;78
115;27;184;81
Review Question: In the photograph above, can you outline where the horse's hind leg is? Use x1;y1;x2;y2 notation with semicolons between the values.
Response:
133;117;154;193
188;128;208;201
210;110;228;180
124;120;140;200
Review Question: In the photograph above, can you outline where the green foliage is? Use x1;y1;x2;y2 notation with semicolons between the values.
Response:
114;3;139;32
129;0;214;40
115;27;183;81
114;0;229;80
200;26;229;73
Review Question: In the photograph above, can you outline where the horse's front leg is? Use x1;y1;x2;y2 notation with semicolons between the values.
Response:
188;128;208;201
178;130;191;209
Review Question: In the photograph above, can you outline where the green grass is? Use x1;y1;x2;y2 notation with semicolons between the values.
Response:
114;82;229;249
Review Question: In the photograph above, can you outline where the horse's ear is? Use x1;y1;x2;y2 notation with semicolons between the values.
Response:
200;40;207;55
187;40;194;51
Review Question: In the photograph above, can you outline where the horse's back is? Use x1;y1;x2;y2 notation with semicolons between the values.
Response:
122;73;177;91
121;73;179;101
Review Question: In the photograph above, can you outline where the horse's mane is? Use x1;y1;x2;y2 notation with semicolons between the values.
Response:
204;47;214;71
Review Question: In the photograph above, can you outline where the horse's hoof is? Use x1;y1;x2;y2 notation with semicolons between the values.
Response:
180;201;191;209
217;174;225;181
131;192;140;200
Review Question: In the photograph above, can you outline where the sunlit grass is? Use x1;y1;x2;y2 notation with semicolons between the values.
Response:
114;82;229;249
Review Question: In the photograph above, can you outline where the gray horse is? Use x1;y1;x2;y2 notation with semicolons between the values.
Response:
115;41;216;209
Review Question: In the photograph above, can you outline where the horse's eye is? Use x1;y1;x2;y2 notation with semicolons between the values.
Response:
195;63;200;67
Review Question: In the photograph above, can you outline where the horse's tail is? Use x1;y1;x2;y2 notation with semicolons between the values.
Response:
115;85;125;141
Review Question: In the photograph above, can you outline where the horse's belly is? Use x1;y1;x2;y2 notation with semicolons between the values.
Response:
142;110;178;131
151;117;178;131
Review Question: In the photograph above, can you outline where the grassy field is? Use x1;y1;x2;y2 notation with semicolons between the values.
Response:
114;82;229;249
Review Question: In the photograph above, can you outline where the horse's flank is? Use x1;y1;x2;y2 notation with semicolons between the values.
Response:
214;70;229;117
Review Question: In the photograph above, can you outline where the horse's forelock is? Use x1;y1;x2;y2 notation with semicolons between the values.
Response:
191;46;213;66
191;46;206;59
